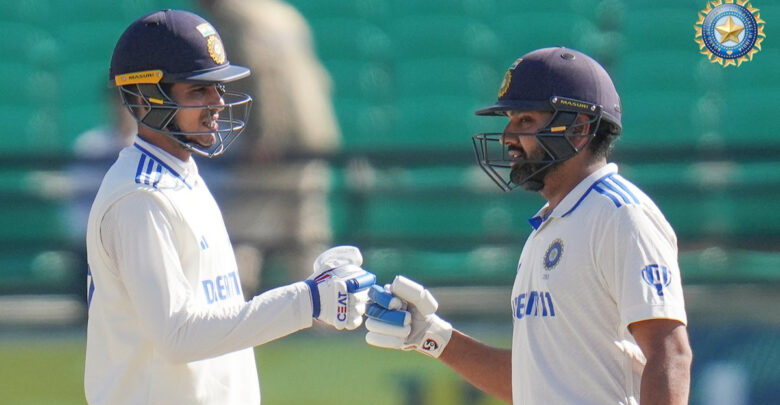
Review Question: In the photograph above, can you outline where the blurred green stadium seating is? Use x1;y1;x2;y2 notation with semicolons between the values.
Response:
389;16;501;60
493;12;596;54
0;64;58;107
394;95;485;147
614;51;702;93
291;0;390;22
619;90;704;150
309;18;393;61
324;59;393;101
332;98;396;149
1;107;61;153
623;8;697;51
395;58;499;99
0;0;193;297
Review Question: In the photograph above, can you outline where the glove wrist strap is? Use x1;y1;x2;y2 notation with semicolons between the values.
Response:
416;317;452;358
304;280;320;318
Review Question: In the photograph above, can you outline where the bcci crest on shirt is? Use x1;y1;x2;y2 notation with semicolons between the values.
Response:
544;239;564;271
694;0;766;67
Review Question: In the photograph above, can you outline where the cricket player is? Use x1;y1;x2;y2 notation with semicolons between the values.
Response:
364;47;692;404
85;10;374;405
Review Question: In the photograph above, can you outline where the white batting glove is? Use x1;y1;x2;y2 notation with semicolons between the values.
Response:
364;276;452;358
305;246;376;330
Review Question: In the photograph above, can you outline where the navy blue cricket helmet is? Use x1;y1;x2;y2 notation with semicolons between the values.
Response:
472;47;622;192
110;9;252;157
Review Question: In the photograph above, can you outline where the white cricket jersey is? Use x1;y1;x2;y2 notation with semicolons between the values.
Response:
510;163;687;405
85;137;313;405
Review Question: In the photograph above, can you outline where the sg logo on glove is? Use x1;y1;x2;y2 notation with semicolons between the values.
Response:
421;338;439;352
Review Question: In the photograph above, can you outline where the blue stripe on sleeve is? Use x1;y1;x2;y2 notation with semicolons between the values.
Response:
152;163;163;188
600;179;631;204
610;175;640;204
135;155;147;185
144;160;155;185
593;185;622;208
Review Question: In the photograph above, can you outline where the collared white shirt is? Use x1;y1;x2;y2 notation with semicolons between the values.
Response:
85;137;313;405
511;163;687;405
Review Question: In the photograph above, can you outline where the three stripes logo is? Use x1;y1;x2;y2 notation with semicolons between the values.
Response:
592;174;639;208
135;154;164;187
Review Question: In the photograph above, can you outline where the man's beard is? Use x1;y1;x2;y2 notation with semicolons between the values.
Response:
509;147;554;192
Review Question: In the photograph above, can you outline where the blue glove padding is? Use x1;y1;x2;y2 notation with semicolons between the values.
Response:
366;303;410;327
347;273;378;293
368;285;404;310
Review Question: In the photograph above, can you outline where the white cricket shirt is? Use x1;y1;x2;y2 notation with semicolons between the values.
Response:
510;163;687;405
85;137;313;405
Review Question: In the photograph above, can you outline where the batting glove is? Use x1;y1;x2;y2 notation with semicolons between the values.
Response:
305;246;376;330
364;276;452;358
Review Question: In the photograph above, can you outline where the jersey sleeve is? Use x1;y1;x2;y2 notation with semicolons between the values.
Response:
101;191;313;363
595;204;688;332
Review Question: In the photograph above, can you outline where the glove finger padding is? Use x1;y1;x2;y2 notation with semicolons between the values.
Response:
365;318;411;349
366;301;411;327
365;318;411;338
345;289;370;330
313;245;363;273
390;276;437;315
368;285;405;311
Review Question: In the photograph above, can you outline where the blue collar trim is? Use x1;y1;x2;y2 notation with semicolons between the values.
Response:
133;143;192;189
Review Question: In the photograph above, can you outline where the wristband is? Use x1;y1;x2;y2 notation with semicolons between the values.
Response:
304;279;320;318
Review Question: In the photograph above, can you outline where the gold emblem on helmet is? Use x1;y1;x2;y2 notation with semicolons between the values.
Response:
498;58;523;98
207;35;226;65
498;70;512;98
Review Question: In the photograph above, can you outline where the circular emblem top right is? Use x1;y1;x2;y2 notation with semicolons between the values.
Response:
694;0;766;67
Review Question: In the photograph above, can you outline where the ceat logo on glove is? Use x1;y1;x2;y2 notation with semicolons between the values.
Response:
337;292;348;321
